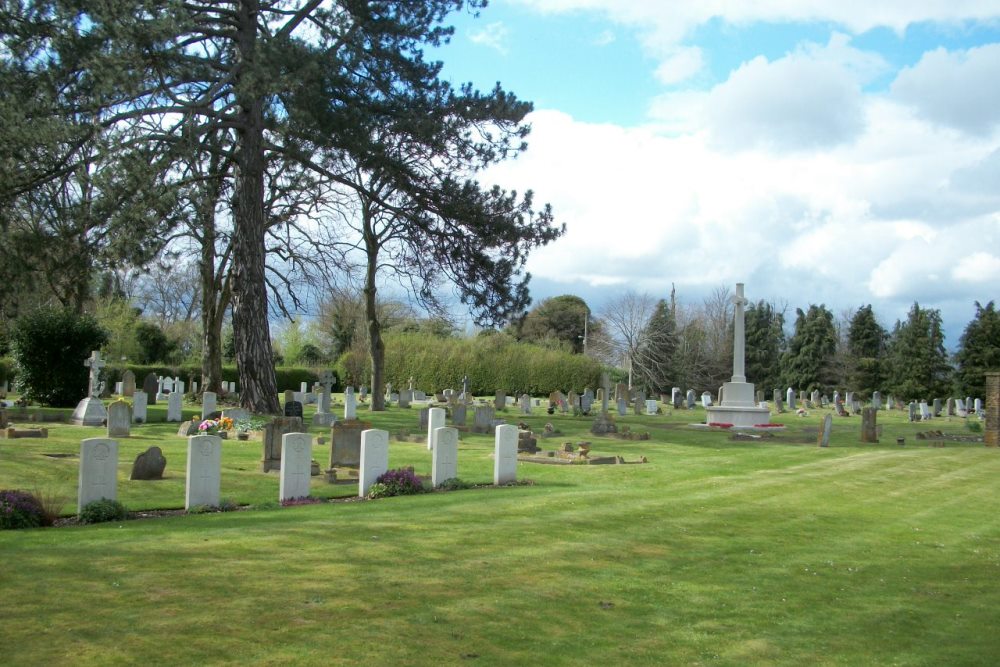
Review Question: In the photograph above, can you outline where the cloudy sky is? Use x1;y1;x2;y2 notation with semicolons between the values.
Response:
432;1;1000;344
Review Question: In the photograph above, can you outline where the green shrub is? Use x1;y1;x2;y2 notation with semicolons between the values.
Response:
368;468;425;498
437;477;473;491
0;356;13;384
0;489;47;529
9;307;108;407
79;498;129;524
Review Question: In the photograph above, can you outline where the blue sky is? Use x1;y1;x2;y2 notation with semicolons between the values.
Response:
424;2;1000;345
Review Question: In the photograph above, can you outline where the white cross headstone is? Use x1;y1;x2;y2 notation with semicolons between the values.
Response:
185;435;222;509
78;438;118;512
83;351;106;398
494;424;518;485
359;429;390;497
279;432;312;501
426;407;446;450
432;426;459;487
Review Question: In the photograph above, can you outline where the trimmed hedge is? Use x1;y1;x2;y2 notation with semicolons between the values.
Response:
337;332;602;395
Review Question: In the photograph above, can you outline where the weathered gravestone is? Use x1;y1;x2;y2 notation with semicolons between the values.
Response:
130;446;167;480
201;391;217;419
472;405;495;434
494;424;518;485
185;434;222;510
861;407;878;443
451;403;467;426
121;370;136;398
908;401;917;422
331;420;369;469
283;389;295;406
432;426;459;487
701;392;713;408
132;392;148;423
519;394;531;415
582;389;594;413
78;438;118;512
398;389;411;408
616;398;627;416
633;391;646;415
106;400;131;438
645;399;658;414
956;398;968;417
872;391;881;410
426;407;446;450
686;390;696;410
284;400;304;419
279;433;312;501
920;401;932;421
494;391;506;411
313;388;334;426
786;388;796;410
818;414;833;447
358;429;389;497
933;398;942;417
261;417;304;472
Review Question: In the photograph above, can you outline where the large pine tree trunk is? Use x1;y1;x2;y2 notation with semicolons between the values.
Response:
232;0;280;414
199;162;226;395
363;206;385;411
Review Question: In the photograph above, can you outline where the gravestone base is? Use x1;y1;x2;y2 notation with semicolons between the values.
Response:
312;413;335;427
71;397;108;426
704;405;771;428
590;413;617;435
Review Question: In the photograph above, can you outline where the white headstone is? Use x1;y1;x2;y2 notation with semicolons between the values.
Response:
426;407;446;450
432;426;459;487
106;400;131;438
494;424;518;485
645;399;657;414
919;401;931;421
115;381;123;395
132;391;147;423
344;387;357;420
78;438;118;512
167;390;183;422
201;391;217;419
359;429;390;498
279;432;312;501
701;392;713;407
185;435;222;509
300;382;308;394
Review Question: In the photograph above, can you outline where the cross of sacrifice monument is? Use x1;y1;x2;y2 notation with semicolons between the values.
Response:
84;351;107;398
729;285;749;384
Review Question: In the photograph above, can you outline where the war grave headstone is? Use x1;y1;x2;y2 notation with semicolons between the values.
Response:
359;429;390;497
185;434;222;510
344;387;357;420
427;407;446;450
167;390;183;423
494;424;518;485
818;414;833;447
72;351;109;426
132;391;148;423
861;407;878;443
261;417;304;472
78;438;118;512
451;403;467;426
472;405;495;434
107;400;131;438
279;433;312;501
432;426;459;487
130;446;166;480
202;391;217;419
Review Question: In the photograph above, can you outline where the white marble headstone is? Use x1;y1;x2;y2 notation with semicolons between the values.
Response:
185;435;222;509
359;429;390;498
279;432;312;501
344;387;357;420
78;438;118;512
132;391;148;423
167;390;183;422
494;424;518;485
426;407;446;450
432;426;459;487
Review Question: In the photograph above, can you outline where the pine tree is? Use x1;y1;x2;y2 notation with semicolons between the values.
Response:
846;305;888;395
780;304;838;392
954;301;1000;398
636;297;677;394
744;300;785;393
886;302;952;400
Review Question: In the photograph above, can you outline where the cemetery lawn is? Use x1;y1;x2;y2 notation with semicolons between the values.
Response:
2;402;999;665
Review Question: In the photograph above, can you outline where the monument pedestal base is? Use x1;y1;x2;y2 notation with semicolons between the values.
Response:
71;397;108;426
705;405;772;428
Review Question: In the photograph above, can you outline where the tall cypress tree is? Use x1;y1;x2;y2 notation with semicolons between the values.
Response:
744;300;785;393
846;304;887;395
954;301;1000;398
780;304;837;392
886;302;952;400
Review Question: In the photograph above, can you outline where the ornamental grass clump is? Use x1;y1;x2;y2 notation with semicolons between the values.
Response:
368;468;425;499
0;489;47;529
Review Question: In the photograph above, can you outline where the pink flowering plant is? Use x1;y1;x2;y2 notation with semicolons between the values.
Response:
198;417;234;434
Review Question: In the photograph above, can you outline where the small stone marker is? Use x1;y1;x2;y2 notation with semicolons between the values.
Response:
132;392;148;423
359;429;390;497
130;446;167;480
494;424;518;485
279;433;312;501
432;426;459;487
861;407;878;443
78;438;118;512
818;414;832;447
185;434;222;510
107;400;131;438
202;391;217;419
427;407;446;450
122;370;136;398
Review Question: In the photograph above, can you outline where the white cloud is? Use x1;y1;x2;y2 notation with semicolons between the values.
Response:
952;251;1000;283
468;21;510;54
891;44;1000;135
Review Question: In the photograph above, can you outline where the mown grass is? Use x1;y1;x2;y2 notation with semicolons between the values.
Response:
1;398;998;665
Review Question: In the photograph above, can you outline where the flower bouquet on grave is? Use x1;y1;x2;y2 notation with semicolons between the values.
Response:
198;417;234;435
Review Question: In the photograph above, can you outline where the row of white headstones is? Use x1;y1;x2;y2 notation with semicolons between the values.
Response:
77;422;520;514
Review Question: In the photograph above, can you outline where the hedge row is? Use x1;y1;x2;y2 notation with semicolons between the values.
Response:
336;332;602;396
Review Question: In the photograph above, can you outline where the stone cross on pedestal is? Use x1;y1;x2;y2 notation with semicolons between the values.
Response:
318;370;335;393
408;376;415;390
729;283;748;383
462;375;470;396
84;351;107;398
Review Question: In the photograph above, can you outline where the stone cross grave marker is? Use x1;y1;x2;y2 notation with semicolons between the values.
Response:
185;434;221;510
359;429;390;497
432;426;459;487
78;438;118;512
494;423;518;485
279;433;312;501
84;351;106;398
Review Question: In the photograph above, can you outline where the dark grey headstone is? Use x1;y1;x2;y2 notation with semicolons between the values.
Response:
284;401;303;418
130;446;167;480
143;372;159;405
